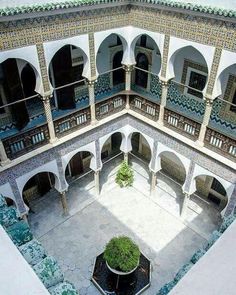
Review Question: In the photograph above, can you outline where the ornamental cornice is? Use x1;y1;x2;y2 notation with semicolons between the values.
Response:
0;0;236;22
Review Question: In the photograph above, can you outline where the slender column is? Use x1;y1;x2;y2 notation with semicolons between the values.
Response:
197;97;213;146
181;193;190;218
42;94;57;143
0;140;10;166
87;80;97;124
60;191;69;216
126;95;130;110
94;170;100;196
150;171;157;196
158;79;169;125
123;64;134;91
124;152;129;163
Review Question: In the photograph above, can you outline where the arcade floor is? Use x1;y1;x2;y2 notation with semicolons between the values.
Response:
28;156;221;294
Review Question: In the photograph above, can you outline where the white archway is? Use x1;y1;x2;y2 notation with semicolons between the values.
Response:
213;50;236;99
44;34;90;88
166;37;215;84
0;46;44;95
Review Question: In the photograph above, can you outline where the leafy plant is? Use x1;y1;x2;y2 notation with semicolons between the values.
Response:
115;161;134;187
104;236;140;273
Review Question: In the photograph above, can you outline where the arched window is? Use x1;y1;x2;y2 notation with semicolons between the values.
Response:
112;51;124;86
135;53;149;88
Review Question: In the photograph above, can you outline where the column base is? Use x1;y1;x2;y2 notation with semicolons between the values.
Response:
91;119;98;126
0;159;11;166
49;137;58;144
196;140;205;147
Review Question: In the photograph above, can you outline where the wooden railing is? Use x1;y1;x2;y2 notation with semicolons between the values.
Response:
96;95;126;120
2;124;50;159
204;128;236;159
54;107;91;137
164;108;201;140
129;95;159;121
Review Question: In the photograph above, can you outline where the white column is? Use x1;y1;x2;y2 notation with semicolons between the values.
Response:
158;79;169;125
197;97;213;146
94;170;100;196
60;191;69;216
181;192;190;218
150;171;157;196
123;64;134;91
87;80;97;124
42;94;57;143
0;140;10;166
124;152;129;163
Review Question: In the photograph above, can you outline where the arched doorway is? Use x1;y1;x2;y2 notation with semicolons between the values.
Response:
112;51;125;86
49;45;85;110
22;172;55;212
65;151;92;182
101;132;123;161
135;53;149;88
131;132;151;162
195;175;228;212
159;151;186;185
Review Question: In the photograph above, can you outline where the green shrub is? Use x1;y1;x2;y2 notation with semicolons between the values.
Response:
104;236;140;272
115;161;134;187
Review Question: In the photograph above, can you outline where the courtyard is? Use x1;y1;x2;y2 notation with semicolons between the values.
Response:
28;156;221;295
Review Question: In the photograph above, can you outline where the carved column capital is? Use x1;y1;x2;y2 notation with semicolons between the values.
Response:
86;79;96;87
204;97;214;107
122;64;135;73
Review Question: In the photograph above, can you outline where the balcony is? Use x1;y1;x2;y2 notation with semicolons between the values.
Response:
166;82;205;124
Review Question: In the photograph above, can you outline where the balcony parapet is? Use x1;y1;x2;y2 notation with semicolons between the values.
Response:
129;95;159;122
204;128;236;159
2;124;50;160
163;108;201;140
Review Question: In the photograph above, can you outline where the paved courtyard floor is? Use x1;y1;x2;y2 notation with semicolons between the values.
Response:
28;155;221;295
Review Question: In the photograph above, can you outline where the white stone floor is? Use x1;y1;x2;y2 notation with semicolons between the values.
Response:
28;155;221;295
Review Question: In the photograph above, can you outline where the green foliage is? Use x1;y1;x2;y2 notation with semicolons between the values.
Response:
115;161;134;187
104;236;140;272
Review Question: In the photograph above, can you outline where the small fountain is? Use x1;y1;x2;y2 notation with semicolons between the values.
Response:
92;236;151;295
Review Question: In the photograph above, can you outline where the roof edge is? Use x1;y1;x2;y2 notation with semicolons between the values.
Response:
0;0;236;19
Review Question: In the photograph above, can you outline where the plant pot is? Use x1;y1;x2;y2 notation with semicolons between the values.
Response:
106;260;139;276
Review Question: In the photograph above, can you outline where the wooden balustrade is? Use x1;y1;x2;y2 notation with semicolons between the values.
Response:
54;107;91;137
2;124;50;159
129;95;159;121
163;108;201;140
205;128;236;159
95;95;126;120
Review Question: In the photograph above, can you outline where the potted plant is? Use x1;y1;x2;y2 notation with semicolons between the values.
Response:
104;236;140;275
115;161;134;188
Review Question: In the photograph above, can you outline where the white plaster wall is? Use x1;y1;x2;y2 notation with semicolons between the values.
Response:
0;183;15;204
61;141;97;173
96;34;121;74
167;37;215;83
213;50;236;99
0;46;44;95
43;34;91;87
16;160;62;197
94;27;130;76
